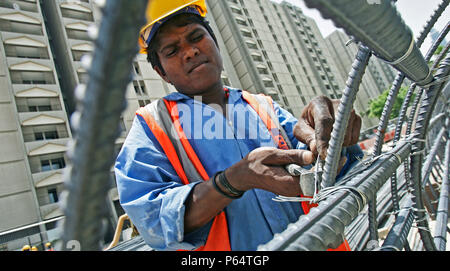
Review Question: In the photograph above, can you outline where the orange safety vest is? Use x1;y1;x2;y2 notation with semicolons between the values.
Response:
136;89;350;251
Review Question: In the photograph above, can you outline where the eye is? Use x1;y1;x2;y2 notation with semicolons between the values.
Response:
165;48;178;57
192;34;204;42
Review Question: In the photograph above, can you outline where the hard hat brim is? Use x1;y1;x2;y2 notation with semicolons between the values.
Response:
139;1;207;53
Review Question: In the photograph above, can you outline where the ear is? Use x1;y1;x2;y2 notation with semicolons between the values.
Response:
154;65;171;84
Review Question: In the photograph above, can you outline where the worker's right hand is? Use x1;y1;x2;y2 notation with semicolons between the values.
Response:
294;96;361;161
224;147;314;197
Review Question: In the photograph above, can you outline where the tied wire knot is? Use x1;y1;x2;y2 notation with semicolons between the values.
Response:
274;158;368;213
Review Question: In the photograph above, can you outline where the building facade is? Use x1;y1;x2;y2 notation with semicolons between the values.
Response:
0;0;73;250
207;0;345;117
325;29;397;128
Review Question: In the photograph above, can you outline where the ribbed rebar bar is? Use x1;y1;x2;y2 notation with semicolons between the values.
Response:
303;0;434;85
302;1;448;249
321;45;372;188
258;140;412;251
374;13;450;157
434;131;449;250
421;127;446;190
408;55;450;251
384;23;450;248
380;196;415;251
58;0;148;251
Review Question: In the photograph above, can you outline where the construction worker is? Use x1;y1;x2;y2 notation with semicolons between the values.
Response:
115;0;363;251
21;245;31;251
45;242;54;251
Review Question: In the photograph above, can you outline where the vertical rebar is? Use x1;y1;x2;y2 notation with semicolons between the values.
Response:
322;45;372;188
59;0;148;251
434;129;449;250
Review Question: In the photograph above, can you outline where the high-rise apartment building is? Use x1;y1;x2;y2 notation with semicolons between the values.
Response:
206;0;346;117
325;30;397;128
0;0;73;250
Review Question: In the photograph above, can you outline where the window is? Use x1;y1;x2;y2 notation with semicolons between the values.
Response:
34;130;58;141
251;53;263;62
241;28;252;38
133;63;141;75
16;97;62;112
257;66;268;74
263;79;274;88
246;40;257;49
48;188;58;204
40;157;66;172
235;17;247;26
28;105;51;112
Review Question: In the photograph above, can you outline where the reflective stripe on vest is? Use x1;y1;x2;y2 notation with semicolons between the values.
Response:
136;100;230;251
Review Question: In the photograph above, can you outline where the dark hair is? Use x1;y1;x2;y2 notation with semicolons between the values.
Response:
146;13;218;75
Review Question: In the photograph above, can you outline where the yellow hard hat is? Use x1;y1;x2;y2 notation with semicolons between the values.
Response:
22;245;31;251
139;0;207;54
31;246;38;251
45;242;52;248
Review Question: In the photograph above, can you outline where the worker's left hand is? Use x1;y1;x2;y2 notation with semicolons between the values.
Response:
293;96;361;161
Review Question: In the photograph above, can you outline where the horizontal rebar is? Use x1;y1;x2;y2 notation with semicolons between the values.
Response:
258;140;412;251
303;0;433;85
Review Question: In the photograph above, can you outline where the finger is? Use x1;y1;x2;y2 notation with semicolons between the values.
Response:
311;97;334;160
266;168;302;196
293;113;316;147
261;149;315;166
315;117;333;160
351;114;362;145
337;156;348;174
343;111;355;146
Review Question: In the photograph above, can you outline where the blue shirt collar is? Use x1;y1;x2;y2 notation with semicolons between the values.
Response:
163;86;243;105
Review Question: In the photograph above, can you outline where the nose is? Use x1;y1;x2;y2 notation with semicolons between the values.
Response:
183;44;200;61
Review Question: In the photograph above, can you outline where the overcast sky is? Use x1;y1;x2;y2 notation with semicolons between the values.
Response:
272;0;450;54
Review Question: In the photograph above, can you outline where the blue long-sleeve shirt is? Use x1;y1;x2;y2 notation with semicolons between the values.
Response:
114;88;363;251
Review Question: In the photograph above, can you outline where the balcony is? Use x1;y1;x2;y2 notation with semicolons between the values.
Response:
65;21;91;41
60;2;94;22
19;111;67;128
0;10;43;36
0;0;39;13
8;59;56;85
28;151;67;174
22;123;70;143
71;42;93;61
33;168;64;188
10;70;56;85
15;97;62;113
4;44;49;59
40;202;62;220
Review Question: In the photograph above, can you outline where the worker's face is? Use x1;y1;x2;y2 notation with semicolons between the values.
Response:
154;22;223;97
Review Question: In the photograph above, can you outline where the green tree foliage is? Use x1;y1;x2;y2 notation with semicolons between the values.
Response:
367;86;415;119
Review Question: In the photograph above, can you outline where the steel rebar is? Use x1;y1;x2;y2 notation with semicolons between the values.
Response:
58;0;148;251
